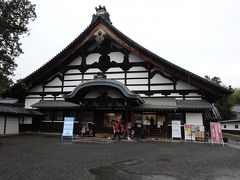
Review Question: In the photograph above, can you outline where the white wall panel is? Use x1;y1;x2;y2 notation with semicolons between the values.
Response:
30;84;43;92
65;69;81;74
45;77;62;86
151;93;165;97
221;122;240;131
127;79;148;84
186;113;203;125
127;72;148;78
168;93;181;97
63;87;75;92
6;117;19;134
86;53;101;65
44;87;62;92
64;75;82;80
129;53;143;63
64;81;81;86
106;67;123;72
84;74;95;80
68;56;82;66
127;86;148;91
150;85;174;90
150;74;172;84
176;80;198;90
107;73;124;79
85;68;101;73
0;116;4;134
109;52;124;63
25;99;41;108
128;66;147;71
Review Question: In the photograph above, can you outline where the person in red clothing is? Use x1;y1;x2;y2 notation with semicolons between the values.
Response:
112;121;121;141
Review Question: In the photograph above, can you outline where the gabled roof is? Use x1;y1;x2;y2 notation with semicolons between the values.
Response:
3;6;232;101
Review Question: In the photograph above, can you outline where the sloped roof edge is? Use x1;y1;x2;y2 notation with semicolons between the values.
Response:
4;16;232;99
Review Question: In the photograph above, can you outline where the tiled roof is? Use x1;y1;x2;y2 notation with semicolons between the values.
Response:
134;98;177;111
176;100;213;109
0;105;32;115
31;100;80;109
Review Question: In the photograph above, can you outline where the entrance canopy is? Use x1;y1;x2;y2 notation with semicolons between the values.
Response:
63;73;144;107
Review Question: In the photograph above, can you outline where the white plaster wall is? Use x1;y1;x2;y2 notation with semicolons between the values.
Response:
106;67;123;73
109;52;124;63
129;53;143;63
107;73;124;79
151;93;165;97
68;56;82;66
25;99;41;109
168;93;181;97
65;69;81;74
45;77;62;86
127;72;148;78
176;80;198;90
63;87;75;92
0;116;4;134
30;84;43;92
150;74;172;84
127;79;148;85
128;66;147;71
64;81;81;86
23;117;32;124
186;113;203;125
85;68;101;73
221;122;240;131
86;53;101;65
127;86;148;91
150;85;174;90
5;117;19;134
84;74;95;80
64;75;82;81
44;87;62;92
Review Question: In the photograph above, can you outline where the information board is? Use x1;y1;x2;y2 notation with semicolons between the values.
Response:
172;120;181;139
184;124;195;141
62;117;75;139
210;122;224;145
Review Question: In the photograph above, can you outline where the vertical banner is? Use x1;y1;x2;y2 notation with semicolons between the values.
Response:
62;117;75;140
210;122;224;145
172;120;182;139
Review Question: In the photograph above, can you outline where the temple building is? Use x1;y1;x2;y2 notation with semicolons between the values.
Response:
0;6;231;137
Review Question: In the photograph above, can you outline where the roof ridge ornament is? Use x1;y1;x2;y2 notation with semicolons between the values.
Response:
92;5;112;24
94;72;107;79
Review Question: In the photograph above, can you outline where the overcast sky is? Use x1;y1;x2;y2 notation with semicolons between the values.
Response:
14;0;240;88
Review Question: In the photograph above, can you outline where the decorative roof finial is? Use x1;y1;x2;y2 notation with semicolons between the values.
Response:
92;5;112;24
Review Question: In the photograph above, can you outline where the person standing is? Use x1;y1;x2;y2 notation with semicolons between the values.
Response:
112;121;121;141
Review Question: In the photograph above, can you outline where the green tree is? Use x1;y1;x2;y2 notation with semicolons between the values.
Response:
228;88;240;105
205;75;235;120
0;0;36;89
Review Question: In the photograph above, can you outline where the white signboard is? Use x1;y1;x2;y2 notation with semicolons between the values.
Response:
172;120;182;139
62;117;75;138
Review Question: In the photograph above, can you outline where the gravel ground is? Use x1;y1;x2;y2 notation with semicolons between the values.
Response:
0;134;240;180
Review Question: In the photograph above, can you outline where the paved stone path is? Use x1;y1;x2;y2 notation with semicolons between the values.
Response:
0;134;239;180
